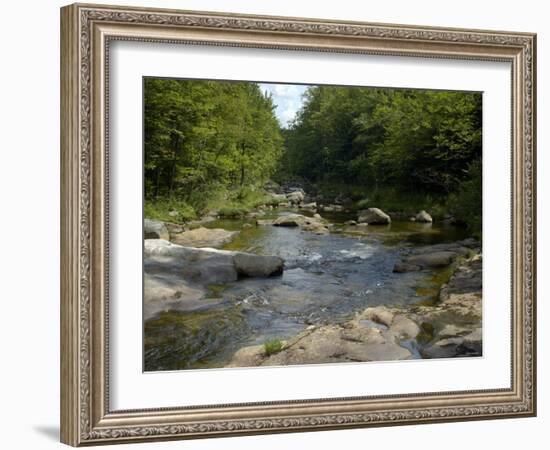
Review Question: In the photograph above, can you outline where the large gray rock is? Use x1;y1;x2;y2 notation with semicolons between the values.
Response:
145;239;239;284
416;210;433;223
357;208;391;225
171;227;238;248
286;190;305;204
144;219;169;240
145;240;284;284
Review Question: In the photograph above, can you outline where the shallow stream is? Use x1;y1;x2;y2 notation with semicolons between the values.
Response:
144;209;469;370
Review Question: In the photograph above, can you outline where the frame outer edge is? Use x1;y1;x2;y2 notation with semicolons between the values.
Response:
61;2;537;445
61;3;81;447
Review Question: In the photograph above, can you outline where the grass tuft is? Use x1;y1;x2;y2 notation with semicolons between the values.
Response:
263;339;284;356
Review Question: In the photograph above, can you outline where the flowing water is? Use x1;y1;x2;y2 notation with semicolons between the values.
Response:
144;210;469;370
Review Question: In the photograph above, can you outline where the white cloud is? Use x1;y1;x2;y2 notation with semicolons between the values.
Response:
259;83;308;127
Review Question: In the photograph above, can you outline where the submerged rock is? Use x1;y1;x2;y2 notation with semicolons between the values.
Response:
171;226;238;248
233;253;284;277
144;219;169;240
357;208;391;225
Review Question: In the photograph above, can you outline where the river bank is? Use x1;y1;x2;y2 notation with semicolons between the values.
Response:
144;188;481;371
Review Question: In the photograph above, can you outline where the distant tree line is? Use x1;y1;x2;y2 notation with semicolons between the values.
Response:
281;86;482;196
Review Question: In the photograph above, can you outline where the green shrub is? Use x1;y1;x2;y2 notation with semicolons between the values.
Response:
263;339;284;356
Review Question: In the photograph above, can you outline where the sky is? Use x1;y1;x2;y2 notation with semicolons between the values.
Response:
259;83;309;128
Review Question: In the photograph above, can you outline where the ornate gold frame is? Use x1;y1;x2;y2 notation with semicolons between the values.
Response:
60;3;536;446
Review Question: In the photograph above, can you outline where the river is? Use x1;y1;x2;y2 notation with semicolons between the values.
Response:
144;209;469;371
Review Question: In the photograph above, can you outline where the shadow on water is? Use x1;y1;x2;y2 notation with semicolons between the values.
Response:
147;209;470;370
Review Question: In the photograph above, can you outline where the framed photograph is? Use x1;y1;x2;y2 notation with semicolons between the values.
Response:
60;3;537;446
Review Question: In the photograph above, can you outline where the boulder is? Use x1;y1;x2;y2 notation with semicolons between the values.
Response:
416;210;433;223
357;208;391;225
171;227;238;248
145;240;239;284
286;190;305;204
144;219;169;240
272;214;329;234
344;220;357;226
145;239;284;284
233;253;284;278
313;213;323;220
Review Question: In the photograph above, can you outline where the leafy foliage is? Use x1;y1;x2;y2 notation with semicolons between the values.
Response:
283;86;481;193
144;78;284;212
281;86;482;231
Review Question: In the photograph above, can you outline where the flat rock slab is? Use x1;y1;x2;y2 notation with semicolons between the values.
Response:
227;305;419;368
171;226;238;248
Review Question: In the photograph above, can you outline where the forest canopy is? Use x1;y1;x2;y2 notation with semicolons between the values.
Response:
144;78;482;232
144;78;284;215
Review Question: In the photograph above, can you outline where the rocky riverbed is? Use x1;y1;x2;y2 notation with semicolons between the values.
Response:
144;190;481;371
228;251;482;367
